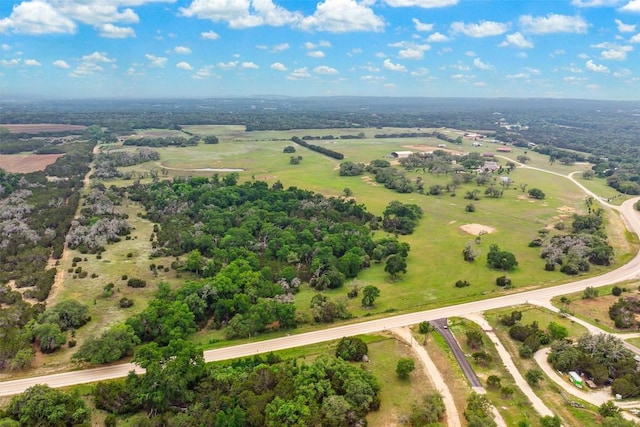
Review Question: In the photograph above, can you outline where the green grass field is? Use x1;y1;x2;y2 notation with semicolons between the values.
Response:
38;125;637;373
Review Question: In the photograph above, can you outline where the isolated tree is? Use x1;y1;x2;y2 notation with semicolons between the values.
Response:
466;330;483;350
516;155;530;164
582;170;595;180
385;254;407;279
487;244;518;271
582;286;599;299
486;375;501;389
361;285;380;308
528;188;545;199
396;357;416;379
599;401;620;418
418;321;432;334
525;368;544;386
462;242;478;262
343;187;353;197
335;336;368;361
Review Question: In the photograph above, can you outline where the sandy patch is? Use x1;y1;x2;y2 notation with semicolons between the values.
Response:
557;206;576;213
459;223;496;235
361;176;379;186
0;153;63;173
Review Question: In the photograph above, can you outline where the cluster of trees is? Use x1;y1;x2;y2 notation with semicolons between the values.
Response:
373;131;456;144
548;334;640;397
1;384;90;426
339;161;365;176
123;135;200;147
291;136;344;160
608;296;640;329
92;147;160;179
540;208;614;274
0;126;82;154
502;311;568;359
487;244;518;271
382;201;423;235
1;141;93;371
88;343;379;426
66;185;131;253
302;132;365;140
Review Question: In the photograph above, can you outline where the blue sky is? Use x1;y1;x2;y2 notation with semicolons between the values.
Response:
1;0;639;100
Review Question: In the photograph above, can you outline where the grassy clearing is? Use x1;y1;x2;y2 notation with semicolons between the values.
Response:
448;317;543;426
550;281;640;333
484;306;602;426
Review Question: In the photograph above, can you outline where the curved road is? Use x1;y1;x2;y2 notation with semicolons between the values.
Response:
1;187;640;397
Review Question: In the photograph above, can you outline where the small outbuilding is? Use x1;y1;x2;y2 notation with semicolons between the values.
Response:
390;151;414;159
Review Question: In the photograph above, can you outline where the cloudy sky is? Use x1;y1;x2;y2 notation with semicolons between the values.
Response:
1;0;639;100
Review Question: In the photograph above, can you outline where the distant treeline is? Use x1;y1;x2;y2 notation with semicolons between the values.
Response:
123;136;199;147
302;133;365;140
291;136;344;160
374;131;458;144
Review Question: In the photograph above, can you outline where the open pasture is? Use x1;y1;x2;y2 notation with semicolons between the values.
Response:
0;123;87;133
104;127;637;318
0;153;63;173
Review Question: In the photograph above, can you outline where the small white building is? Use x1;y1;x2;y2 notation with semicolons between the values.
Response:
390;151;414;159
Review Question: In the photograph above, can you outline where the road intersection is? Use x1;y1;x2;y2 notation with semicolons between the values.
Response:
1;178;640;398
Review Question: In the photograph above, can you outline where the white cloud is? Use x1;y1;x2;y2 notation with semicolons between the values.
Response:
241;61;259;69
631;33;640;43
615;19;636;32
174;46;192;55
620;0;640;12
411;67;429;76
181;0;303;29
0;1;76;34
412;18;433;32
451;20;509;37
592;42;633;60
585;59;610;73
288;67;311;79
300;0;385;33
193;65;214;79
272;43;290;52
1;59;21;67
385;0;457;7
577;52;589;59
53;59;70;68
520;14;588;34
1;44;10;51
176;61;193;70
426;32;449;42
270;62;287;71
71;51;116;77
614;68;632;77
375;52;386;58
473;57;492;70
506;73;530;79
145;54;167;68
307;50;325;58
201;30;220;40
498;32;533;48
314;65;338;74
24;58;41;67
217;61;238;70
304;40;331;49
383;58;407;72
99;23;135;38
398;48;425;59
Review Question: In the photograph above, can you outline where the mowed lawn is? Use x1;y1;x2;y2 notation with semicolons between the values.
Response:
100;126;637;319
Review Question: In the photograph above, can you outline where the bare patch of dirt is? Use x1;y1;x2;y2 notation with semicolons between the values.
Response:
0;154;63;173
361;176;379;186
557;206;576;213
459;223;496;235
0;124;87;133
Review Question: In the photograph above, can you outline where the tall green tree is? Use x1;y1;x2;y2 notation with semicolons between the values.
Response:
361;285;380;308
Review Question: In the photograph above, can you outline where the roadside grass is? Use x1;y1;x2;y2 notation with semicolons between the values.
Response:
448;316;543;426
484;305;602;427
576;174;633;206
420;328;470;425
550;282;640;334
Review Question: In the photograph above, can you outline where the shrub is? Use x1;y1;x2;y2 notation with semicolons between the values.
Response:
612;286;623;296
455;280;470;288
126;278;146;288
119;297;134;308
496;276;511;287
121;274;128;280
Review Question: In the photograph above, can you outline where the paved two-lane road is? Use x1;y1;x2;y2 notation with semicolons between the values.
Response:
2;193;640;397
